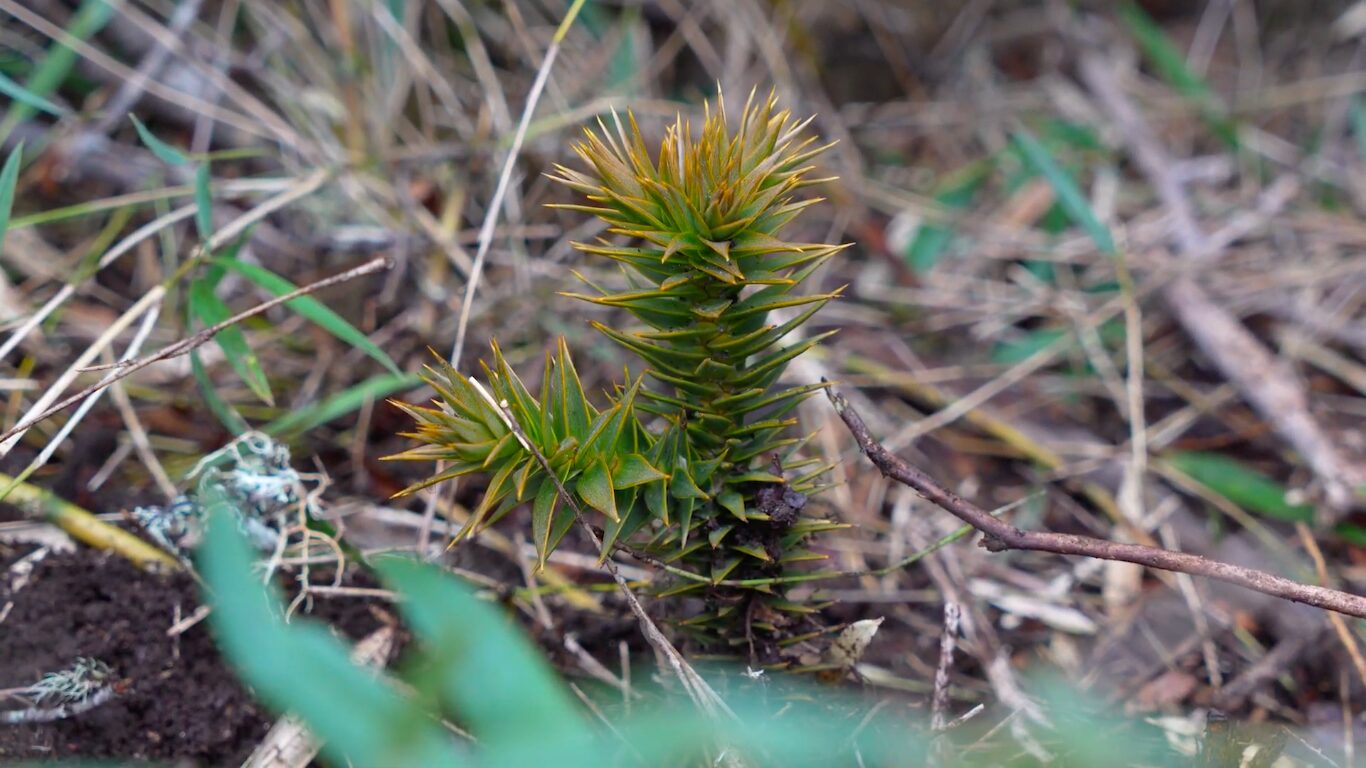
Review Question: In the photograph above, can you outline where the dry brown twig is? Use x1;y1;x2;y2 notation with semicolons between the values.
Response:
827;384;1366;619
1296;522;1366;689
1077;52;1366;514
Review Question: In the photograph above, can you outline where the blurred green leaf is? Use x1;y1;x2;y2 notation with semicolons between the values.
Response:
0;72;68;118
214;256;401;375
198;507;465;767
1165;451;1313;523
197;503;1198;768
375;557;590;750
1117;1;1239;148
1011;128;1116;256
1335;522;1366;548
1351;96;1366;163
190;348;248;435
188;263;273;406
993;327;1069;365
905;162;989;273
194;164;213;240
1041;118;1104;152
0;143;22;252
263;371;421;437
130;114;190;166
992;320;1125;366
0;0;117;143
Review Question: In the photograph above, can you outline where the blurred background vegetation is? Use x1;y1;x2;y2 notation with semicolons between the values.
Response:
0;0;1364;764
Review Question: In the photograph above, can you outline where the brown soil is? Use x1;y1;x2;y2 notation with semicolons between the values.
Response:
0;545;387;764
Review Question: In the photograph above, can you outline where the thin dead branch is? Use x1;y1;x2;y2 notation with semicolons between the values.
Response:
827;384;1366;619
1077;52;1365;514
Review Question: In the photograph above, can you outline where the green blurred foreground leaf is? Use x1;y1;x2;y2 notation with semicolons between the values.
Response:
198;507;465;766
199;494;1209;767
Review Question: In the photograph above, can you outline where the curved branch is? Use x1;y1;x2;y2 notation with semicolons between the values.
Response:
826;385;1366;620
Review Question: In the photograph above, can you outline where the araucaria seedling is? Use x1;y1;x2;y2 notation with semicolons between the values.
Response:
389;91;847;654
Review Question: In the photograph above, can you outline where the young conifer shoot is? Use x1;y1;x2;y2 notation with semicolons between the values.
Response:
388;90;847;655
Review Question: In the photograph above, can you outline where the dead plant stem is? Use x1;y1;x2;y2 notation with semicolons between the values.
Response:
828;385;1366;619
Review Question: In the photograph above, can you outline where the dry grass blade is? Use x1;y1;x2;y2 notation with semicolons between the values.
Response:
1078;52;1366;514
828;384;1366;619
449;0;587;365
0;256;392;452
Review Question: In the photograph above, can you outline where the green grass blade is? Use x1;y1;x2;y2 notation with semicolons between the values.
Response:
194;164;214;240
10;186;193;230
993;327;1070;365
1165;451;1314;523
263;372;421;438
129;114;190;165
214;256;401;375
0;0;119;143
198;508;466;767
0;143;23;251
1350;96;1366;163
1011;128;1116;256
190;348;249;435
905;161;990;273
0;72;68;118
188;276;274;406
1117;1;1239;148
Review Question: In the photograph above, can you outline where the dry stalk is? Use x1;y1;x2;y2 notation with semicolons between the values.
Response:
0;470;177;570
828;385;1366;619
930;601;961;732
448;0;587;365
1077;52;1365;514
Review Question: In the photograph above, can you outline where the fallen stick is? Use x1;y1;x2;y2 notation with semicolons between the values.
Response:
1077;53;1365;514
0;471;178;570
826;385;1366;619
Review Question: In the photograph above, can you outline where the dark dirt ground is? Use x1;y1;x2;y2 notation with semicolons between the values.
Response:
0;543;390;764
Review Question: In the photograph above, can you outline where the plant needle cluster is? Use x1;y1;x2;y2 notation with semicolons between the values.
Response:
390;91;846;652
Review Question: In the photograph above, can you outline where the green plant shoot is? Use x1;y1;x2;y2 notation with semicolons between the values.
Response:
388;91;847;652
